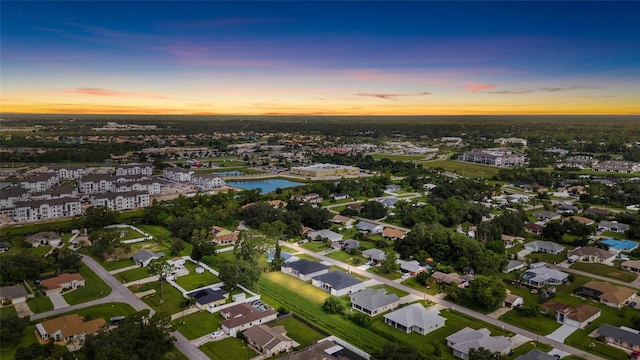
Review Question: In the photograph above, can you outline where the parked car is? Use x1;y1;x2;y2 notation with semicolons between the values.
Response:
210;330;224;339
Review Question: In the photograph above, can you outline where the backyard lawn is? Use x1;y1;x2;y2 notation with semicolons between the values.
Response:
63;264;112;305
270;316;325;348
174;261;222;291
199;337;257;360
172;311;223;340
134;280;185;315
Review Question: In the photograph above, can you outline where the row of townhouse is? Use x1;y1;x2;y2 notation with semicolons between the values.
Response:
115;163;153;176
92;191;150;211
77;174;161;194
162;167;225;190
20;173;60;192
46;165;88;180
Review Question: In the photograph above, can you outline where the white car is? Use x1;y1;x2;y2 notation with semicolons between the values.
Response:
401;273;411;280
210;330;224;339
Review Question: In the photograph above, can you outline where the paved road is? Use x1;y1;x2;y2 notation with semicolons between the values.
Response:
283;241;606;360
31;255;210;360
549;263;640;290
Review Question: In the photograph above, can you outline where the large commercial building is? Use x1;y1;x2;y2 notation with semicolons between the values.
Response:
291;163;360;177
459;148;526;167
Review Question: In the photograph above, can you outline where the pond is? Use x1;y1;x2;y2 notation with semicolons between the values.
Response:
227;178;305;194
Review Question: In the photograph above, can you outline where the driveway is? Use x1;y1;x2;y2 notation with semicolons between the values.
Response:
547;324;578;342
14;302;34;318
48;291;70;309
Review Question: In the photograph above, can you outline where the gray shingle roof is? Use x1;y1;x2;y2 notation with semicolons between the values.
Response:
187;288;228;305
350;288;399;311
383;303;445;330
596;324;640;347
312;271;362;290
515;349;557;360
283;259;329;275
132;250;164;264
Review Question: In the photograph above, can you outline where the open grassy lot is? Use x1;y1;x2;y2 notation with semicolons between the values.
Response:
201;250;236;270
27;293;54;313
135;280;185;315
570;262;637;282
367;265;402;280
370;153;426;162
63;264;112;305
114;266;152;283
508;342;552;359
325;250;366;265
0;304;18;318
105;227;146;241
499;309;561;335
174;261;222;291
172;311;223;340
525;251;569;265
421;159;501;178
199;337;257;360
395;277;441;296
136;224;193;257
301;241;330;252
270;316;326;348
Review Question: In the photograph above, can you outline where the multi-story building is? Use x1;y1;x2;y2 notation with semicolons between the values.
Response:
13;198;81;223
592;160;640;173
20;173;59;192
115;163;153;176
78;174;116;193
162;167;194;182
0;187;30;209
192;174;225;190
46;165;88;180
459;148;526;167
290;163;360;177
91;191;150;211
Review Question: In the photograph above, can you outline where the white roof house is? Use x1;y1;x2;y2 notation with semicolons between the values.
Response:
350;288;400;316
384;304;446;335
307;229;343;243
521;266;569;287
446;327;512;360
524;240;565;254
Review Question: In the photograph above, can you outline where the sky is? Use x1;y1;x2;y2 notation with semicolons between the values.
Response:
1;1;639;115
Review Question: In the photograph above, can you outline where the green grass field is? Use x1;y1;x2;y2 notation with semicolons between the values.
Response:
114;266;152;283
421;159;502;178
570;262;637;282
301;241;330;252
172;311;223;340
174;261;222;291
26;293;54;313
325;250;366;266
370;153;426;161
63;265;112;305
499;309;561;335
135;280;185;315
199;337;257;360
270;316;326;348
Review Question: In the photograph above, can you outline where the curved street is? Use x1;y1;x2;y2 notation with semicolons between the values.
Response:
282;241;606;360
31;255;209;360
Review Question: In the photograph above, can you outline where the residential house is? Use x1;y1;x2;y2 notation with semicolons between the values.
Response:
598;221;630;233
521;266;569;287
515;349;557;360
557;204;580;214
397;260;428;276
220;303;278;336
533;211;561;222
504;260;525;273
584;207;611;218
210;226;239;245
356;221;383;234
331;214;355;229
0;284;29;304
312;271;366;296
192;174;225;190
524;223;544;234
40;273;85;294
132;250;165;267
502;234;525;248
377;197;400;209
167;257;186;270
601;239;639;254
187;288;229;310
446;327;512;360
36;314;105;344
432;272;474;288
383;227;407;240
26;231;62;247
504;292;524;308
13;198;81;223
267;200;287;208
243;325;294;357
362;248;386;263
307;229;343;244
350;288;400;316
524;240;565;254
541;300;600;329
567;247;616;265
341;239;360;251
563;216;595;226
162;167;194;182
332;193;349;200
385;184;401;193
384;304;446;335
574;281;636;308
622;260;640;274
595;324;640;352
290;193;323;205
20;173;59;192
115;163;153;176
281;259;329;281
